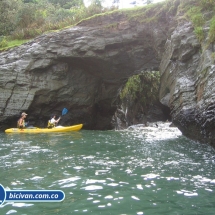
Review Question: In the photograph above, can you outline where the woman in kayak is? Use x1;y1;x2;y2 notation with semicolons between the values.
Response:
17;112;28;129
48;115;61;128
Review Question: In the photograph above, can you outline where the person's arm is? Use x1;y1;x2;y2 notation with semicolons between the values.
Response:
56;117;61;123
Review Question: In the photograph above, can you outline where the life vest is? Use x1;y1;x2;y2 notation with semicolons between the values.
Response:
17;118;25;128
47;120;55;128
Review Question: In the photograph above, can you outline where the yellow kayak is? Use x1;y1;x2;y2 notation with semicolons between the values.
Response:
5;124;83;133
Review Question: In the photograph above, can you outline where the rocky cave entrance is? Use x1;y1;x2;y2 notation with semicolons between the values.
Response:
1;62;171;131
0;20;172;131
111;70;172;130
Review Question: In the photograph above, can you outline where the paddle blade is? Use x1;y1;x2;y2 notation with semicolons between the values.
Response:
62;108;68;116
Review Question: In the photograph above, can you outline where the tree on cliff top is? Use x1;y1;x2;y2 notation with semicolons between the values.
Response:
0;0;113;40
48;0;84;9
0;0;22;36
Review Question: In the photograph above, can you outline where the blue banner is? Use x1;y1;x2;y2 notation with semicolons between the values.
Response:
0;184;65;205
0;184;6;205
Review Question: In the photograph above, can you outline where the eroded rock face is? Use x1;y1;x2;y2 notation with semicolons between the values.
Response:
159;21;215;147
0;13;169;130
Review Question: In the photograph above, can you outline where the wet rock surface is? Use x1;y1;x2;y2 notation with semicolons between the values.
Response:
159;21;215;146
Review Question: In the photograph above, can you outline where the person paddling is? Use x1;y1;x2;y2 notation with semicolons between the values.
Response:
17;112;28;129
48;115;61;128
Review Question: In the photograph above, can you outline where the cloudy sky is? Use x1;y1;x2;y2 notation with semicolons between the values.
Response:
85;0;165;8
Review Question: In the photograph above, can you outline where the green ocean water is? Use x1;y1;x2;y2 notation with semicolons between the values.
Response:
0;128;215;215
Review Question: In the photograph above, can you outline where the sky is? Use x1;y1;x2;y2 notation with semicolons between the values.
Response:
84;0;165;9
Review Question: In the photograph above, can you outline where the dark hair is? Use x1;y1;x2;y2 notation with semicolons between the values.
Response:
51;114;55;119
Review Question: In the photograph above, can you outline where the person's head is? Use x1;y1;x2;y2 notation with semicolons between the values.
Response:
51;115;56;119
21;112;27;118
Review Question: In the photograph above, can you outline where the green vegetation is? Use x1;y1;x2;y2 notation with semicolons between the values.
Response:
1;0;215;50
0;36;29;51
0;37;8;48
118;2;165;24
208;16;215;43
0;0;117;49
194;27;204;42
101;0;215;45
120;71;160;108
119;0;215;44
185;6;205;42
179;0;215;43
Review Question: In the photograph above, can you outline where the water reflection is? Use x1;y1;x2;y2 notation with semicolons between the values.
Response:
0;129;215;214
5;131;83;143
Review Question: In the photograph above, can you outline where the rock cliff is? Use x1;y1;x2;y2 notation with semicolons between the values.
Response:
0;7;171;130
1;0;215;147
159;20;215;146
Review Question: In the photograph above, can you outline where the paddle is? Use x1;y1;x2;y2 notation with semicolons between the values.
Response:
62;108;68;116
55;108;68;127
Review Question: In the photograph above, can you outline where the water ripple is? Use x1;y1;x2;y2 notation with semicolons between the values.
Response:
0;129;215;214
